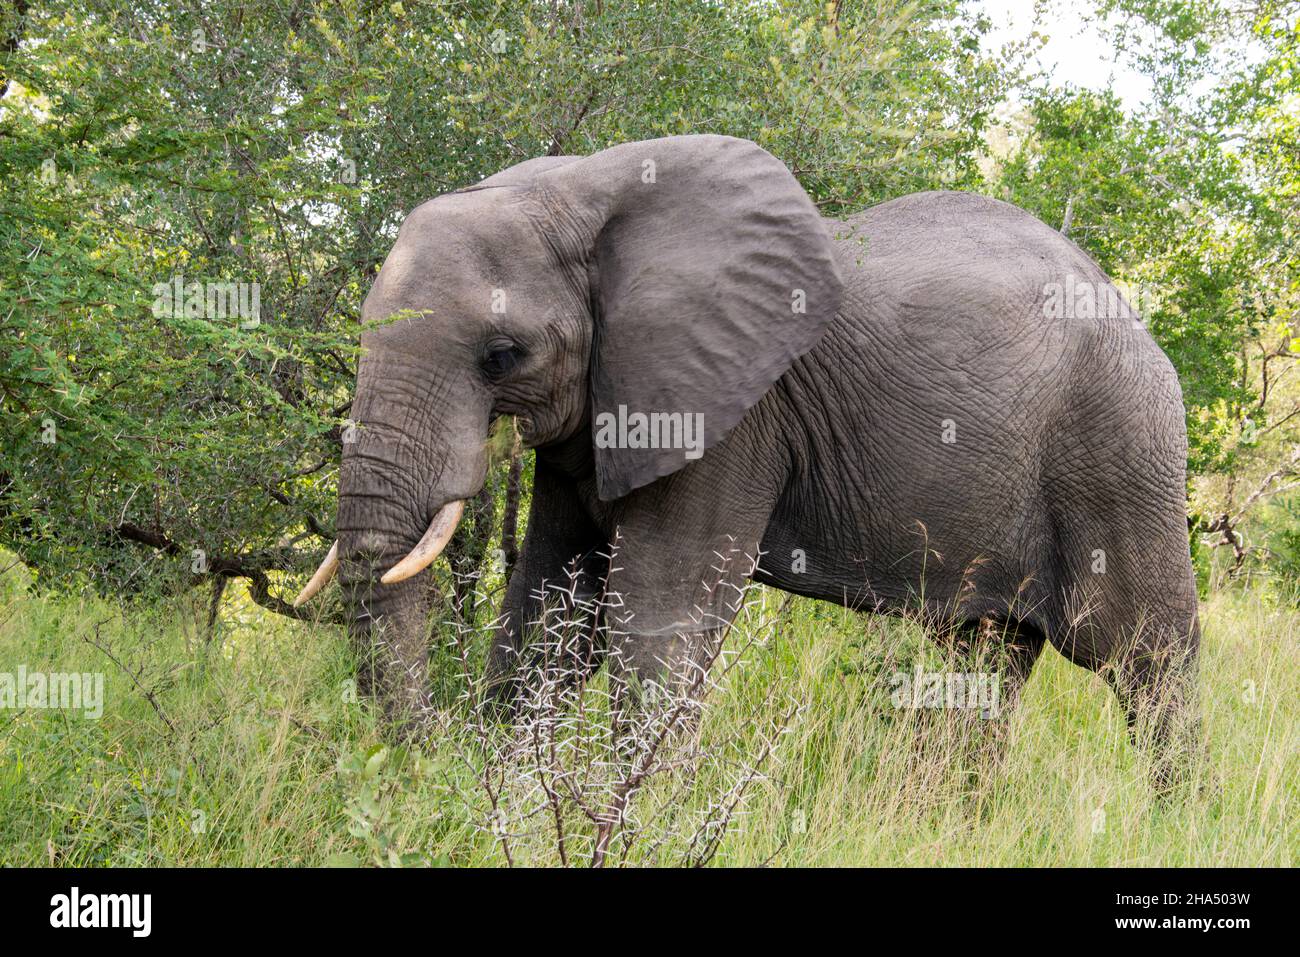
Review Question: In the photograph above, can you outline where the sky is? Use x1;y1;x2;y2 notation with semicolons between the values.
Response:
978;0;1156;108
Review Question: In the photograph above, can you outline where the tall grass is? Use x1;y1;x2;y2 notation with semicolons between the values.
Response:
0;556;1293;866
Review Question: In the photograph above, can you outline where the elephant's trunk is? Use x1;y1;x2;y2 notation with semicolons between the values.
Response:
336;461;438;731
330;352;489;731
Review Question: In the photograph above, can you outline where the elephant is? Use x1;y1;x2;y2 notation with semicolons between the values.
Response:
295;134;1200;787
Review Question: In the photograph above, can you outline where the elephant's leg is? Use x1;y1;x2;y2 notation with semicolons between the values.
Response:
1103;616;1202;796
600;436;784;715
484;459;607;702
1047;574;1202;795
923;615;1047;771
941;616;1047;715
1040;390;1202;792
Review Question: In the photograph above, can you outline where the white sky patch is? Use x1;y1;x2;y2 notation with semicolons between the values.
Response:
978;0;1155;107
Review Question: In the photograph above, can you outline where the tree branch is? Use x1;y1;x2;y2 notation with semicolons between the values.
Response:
112;522;343;623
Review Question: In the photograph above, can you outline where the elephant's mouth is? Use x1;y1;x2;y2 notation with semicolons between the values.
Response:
293;499;466;606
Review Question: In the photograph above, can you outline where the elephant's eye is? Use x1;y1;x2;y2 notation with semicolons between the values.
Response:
480;344;522;379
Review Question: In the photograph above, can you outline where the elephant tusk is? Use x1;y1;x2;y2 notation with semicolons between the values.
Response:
380;500;465;585
293;541;338;607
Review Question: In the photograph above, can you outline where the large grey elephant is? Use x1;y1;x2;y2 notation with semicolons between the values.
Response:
295;134;1200;784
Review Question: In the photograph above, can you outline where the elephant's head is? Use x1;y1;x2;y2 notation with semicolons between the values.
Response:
294;135;842;725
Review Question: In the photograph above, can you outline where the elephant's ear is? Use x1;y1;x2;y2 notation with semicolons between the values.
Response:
540;135;842;501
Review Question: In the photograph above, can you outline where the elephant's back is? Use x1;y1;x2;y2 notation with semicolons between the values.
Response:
837;189;1093;265
825;190;1178;394
832;190;1118;313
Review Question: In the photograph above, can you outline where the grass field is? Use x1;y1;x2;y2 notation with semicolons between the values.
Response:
0;556;1294;867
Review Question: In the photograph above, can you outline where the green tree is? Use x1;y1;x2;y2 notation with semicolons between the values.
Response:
0;0;1012;614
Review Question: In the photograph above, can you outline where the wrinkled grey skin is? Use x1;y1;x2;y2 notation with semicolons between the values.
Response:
336;135;1199;782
